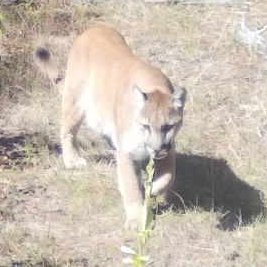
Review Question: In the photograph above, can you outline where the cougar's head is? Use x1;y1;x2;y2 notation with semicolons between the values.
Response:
134;85;186;160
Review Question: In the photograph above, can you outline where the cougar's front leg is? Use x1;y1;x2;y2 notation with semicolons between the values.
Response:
151;148;176;196
61;93;86;169
117;151;144;229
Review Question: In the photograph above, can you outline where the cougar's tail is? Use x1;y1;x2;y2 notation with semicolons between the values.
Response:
34;47;62;85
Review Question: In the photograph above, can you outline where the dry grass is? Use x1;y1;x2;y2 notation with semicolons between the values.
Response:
0;0;267;266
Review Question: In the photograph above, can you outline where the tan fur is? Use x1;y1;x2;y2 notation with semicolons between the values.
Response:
35;24;186;229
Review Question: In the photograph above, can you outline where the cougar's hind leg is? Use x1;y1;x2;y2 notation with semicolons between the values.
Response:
60;92;86;169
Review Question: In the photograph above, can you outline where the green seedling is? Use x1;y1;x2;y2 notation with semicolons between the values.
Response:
122;158;157;266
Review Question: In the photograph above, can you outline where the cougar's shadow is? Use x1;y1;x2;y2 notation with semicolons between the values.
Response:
166;154;265;230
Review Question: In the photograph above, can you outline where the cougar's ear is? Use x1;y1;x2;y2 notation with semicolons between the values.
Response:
172;86;186;109
133;85;148;107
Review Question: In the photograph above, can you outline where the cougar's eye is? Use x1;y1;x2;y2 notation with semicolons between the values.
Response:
141;124;150;131
161;124;174;132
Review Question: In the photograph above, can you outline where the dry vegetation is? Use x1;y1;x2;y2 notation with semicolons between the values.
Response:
0;0;267;266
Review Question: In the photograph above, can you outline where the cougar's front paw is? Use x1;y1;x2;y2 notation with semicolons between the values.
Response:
124;218;140;231
63;155;87;169
124;203;143;231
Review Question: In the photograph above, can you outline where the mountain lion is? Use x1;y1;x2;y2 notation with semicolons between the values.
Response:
35;24;186;229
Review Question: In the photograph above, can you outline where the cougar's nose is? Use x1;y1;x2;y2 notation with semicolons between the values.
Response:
154;150;168;160
161;143;171;151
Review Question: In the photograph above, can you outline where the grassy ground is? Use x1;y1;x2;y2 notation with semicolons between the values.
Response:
0;0;267;266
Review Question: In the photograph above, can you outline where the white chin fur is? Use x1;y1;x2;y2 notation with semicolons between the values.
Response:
153;154;167;160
